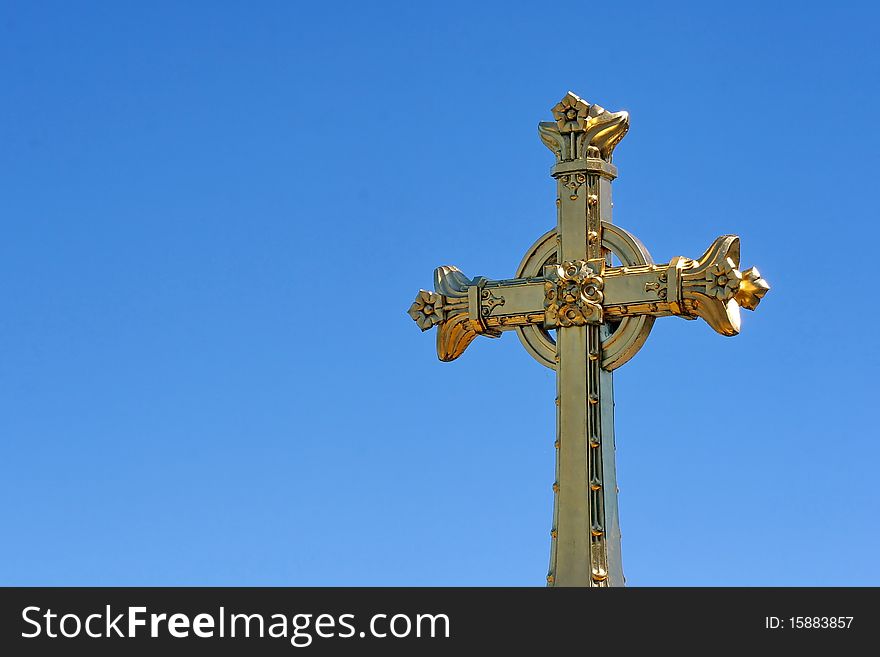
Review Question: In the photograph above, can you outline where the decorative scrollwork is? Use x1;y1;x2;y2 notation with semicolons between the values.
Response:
480;288;506;316
560;172;587;200
644;272;668;300
544;260;604;327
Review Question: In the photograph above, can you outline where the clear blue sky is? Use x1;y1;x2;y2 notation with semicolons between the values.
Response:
2;1;878;586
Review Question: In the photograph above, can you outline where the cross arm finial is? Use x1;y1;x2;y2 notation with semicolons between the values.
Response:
602;234;770;336
538;92;629;163
407;266;504;362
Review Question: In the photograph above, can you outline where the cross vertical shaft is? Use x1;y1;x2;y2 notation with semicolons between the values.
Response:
550;150;622;586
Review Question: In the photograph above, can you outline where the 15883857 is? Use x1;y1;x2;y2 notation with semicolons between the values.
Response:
765;617;854;629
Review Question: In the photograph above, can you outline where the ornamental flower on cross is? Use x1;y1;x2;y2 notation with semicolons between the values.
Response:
557;304;589;327
581;276;604;304
408;290;443;331
544;261;604;327
550;262;604;305
552;93;591;133
559;279;582;305
706;259;742;301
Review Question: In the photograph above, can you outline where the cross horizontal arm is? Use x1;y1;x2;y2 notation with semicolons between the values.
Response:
603;234;770;336
408;234;769;361
406;267;546;361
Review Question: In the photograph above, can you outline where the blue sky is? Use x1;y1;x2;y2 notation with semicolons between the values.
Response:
1;1;878;585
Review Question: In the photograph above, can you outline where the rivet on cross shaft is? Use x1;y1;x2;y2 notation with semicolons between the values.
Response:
406;91;770;587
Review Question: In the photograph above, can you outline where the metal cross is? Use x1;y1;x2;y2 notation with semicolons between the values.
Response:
407;92;770;587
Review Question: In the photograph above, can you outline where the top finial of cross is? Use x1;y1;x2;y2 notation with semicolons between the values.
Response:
539;91;629;163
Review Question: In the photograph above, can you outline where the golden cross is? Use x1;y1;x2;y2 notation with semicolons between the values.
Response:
407;92;770;587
